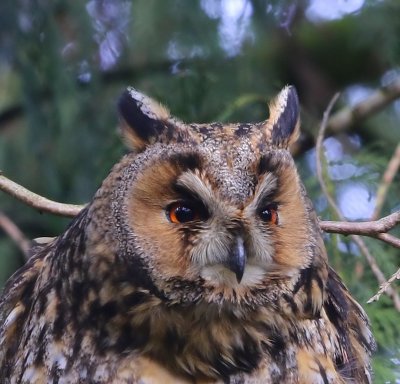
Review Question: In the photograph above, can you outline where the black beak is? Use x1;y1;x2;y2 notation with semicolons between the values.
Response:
226;236;246;283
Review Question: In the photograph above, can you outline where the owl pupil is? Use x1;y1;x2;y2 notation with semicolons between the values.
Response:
175;206;195;222
259;204;278;224
260;209;272;221
167;202;200;223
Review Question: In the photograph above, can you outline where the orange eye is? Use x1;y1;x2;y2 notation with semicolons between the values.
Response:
167;202;200;224
259;204;279;225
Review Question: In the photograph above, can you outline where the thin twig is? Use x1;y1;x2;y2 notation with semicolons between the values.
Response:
0;174;84;217
0;210;30;258
371;142;400;220
316;93;341;215
316;93;400;311
368;267;400;304
328;77;400;132
355;238;400;309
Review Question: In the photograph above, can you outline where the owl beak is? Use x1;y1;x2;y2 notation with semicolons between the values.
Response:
227;236;247;283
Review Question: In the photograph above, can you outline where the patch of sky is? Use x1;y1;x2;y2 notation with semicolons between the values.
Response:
201;0;253;57
306;0;365;22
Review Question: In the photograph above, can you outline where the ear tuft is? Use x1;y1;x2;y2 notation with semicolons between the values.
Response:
268;86;300;148
118;87;172;151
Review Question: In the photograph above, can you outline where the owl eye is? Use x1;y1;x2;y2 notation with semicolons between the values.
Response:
167;202;202;223
259;204;279;224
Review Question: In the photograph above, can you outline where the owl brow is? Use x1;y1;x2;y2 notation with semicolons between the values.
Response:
173;171;214;208
255;173;280;208
172;183;205;205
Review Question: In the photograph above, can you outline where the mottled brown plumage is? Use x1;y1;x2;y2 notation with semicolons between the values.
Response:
0;86;375;383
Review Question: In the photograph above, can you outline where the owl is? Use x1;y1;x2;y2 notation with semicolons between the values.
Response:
0;86;375;383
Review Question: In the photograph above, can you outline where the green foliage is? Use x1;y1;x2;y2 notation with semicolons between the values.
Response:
0;0;399;381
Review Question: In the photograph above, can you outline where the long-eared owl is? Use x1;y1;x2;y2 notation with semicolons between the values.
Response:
0;86;375;383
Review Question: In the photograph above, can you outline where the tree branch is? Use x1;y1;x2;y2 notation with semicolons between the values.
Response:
320;220;400;249
0;174;84;217
2;171;399;245
320;211;400;246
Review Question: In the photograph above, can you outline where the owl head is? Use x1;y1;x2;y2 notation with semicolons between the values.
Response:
90;86;327;312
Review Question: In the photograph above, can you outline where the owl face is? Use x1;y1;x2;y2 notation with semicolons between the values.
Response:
115;87;316;303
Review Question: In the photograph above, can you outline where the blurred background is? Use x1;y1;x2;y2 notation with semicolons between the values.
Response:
0;0;399;381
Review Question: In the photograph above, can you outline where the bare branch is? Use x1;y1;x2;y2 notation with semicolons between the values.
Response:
320;211;400;248
376;233;400;249
320;211;400;234
3;170;398;244
328;77;400;132
0;210;30;258
0;174;85;217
